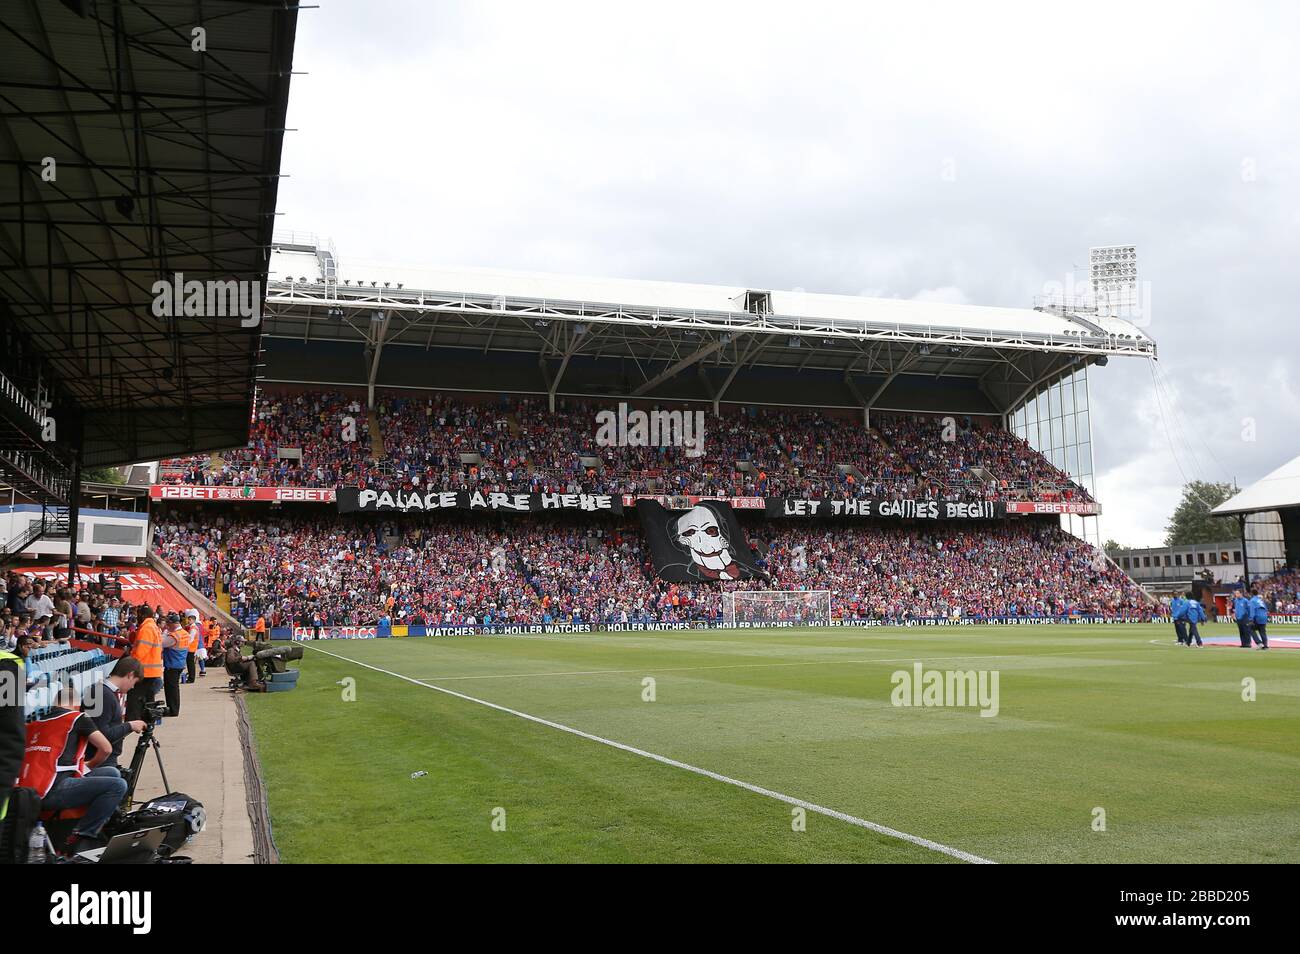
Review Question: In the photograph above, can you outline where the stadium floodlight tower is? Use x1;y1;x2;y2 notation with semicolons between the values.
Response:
1090;245;1140;320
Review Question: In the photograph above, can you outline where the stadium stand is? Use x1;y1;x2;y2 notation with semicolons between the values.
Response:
20;644;117;719
158;389;1094;503
1252;567;1300;614
152;511;1149;628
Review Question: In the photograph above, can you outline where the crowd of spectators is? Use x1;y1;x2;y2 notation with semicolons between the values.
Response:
159;389;1093;505
154;511;1150;628
161;391;375;488
1249;566;1300;615
874;414;1094;503
0;570;136;652
151;518;222;601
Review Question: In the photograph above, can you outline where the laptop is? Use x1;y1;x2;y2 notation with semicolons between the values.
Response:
76;825;169;864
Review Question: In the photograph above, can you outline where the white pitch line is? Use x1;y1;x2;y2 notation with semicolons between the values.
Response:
305;643;995;864
372;646;1140;683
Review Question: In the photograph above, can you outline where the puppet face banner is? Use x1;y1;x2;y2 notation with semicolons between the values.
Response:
636;499;764;583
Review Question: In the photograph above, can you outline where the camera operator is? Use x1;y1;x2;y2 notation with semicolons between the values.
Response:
20;687;125;854
81;656;147;773
224;636;265;692
126;605;164;721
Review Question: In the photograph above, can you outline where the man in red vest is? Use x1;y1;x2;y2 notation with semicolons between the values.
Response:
20;690;124;853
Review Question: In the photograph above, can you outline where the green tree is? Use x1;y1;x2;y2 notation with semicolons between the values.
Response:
1163;481;1238;546
81;466;124;485
1103;539;1126;553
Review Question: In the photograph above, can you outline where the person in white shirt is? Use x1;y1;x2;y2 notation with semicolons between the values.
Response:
25;583;55;622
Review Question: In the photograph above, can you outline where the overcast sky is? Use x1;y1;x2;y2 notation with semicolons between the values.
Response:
275;0;1300;547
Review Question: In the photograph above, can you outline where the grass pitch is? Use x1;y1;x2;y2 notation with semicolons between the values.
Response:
246;623;1300;863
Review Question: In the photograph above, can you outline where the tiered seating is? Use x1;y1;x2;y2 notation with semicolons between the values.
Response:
875;414;1093;504
24;644;116;717
159;455;212;484
158;389;1092;503
157;512;1147;628
1254;567;1300;614
151;519;220;599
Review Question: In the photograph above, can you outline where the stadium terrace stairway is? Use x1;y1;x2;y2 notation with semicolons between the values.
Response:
368;414;386;460
215;543;233;616
147;549;243;632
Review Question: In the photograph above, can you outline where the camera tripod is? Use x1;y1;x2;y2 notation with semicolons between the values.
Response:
122;722;171;810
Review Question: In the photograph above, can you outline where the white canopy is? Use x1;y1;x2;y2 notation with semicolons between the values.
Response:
1212;453;1300;516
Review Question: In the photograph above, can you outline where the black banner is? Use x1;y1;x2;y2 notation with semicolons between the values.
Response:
766;497;1006;521
337;488;622;514
636;499;766;582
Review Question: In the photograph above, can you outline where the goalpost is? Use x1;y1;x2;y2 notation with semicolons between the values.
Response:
722;590;832;628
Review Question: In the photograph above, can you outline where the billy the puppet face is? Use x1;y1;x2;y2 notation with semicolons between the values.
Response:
675;505;733;573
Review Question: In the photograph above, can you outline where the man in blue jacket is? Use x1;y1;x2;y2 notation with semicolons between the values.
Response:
1169;593;1189;645
162;612;188;716
1184;593;1205;647
1233;590;1253;648
1248;589;1269;650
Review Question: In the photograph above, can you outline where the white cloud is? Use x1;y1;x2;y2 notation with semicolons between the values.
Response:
278;0;1300;545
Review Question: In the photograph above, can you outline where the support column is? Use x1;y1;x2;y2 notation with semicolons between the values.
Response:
66;445;81;588
1239;514;1251;588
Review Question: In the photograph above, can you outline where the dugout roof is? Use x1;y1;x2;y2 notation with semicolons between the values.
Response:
0;0;298;488
262;240;1156;416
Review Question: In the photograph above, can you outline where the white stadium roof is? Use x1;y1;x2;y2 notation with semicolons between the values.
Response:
1212;453;1300;516
267;243;1155;350
259;235;1157;414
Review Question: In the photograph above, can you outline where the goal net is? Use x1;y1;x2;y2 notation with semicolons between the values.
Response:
722;590;831;628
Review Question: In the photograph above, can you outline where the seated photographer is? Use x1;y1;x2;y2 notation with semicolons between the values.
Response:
20;687;127;854
81;656;147;773
224;637;265;692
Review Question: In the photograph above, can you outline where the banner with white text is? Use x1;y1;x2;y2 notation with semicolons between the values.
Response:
765;497;1008;521
336;487;623;515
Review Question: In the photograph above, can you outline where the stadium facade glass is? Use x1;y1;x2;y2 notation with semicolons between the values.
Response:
1008;365;1098;542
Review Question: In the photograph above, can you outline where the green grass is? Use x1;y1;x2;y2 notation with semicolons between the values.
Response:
246;623;1300;863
